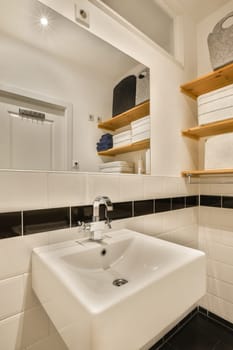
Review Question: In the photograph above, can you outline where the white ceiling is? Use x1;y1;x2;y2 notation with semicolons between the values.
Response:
178;0;230;22
0;0;139;80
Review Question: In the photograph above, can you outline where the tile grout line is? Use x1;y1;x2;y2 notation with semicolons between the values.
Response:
69;206;72;228
21;211;24;236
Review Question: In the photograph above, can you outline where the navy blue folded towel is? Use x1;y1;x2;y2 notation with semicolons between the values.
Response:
97;133;113;152
100;133;112;141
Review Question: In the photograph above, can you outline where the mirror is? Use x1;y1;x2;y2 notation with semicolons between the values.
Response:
0;0;150;173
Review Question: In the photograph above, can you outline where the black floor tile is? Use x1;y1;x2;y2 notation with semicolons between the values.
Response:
159;343;174;350
195;314;233;346
169;327;219;350
213;341;233;350
150;342;174;350
151;314;233;350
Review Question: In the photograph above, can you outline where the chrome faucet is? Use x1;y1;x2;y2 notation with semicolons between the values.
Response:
92;196;113;240
93;195;113;223
77;196;113;241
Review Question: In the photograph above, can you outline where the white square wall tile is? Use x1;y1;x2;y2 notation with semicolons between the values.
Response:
0;233;48;280
143;176;165;199
48;227;84;245
176;207;198;227
48;173;87;207
119;175;144;201
26;332;67;350
142;213;164;236
162;177;181;197
207;277;233;304
206;293;233;324
0;275;24;321
125;216;145;233
87;174;120;203
207;259;233;285
207;242;233;266
0;313;24;350
23;274;39;311
200;207;233;230
162;211;178;232
0;306;49;350
0;171;48;212
21;306;50;349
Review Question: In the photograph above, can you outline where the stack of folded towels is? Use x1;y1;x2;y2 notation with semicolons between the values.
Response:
96;133;113;152
113;130;131;148
99;161;134;173
131;115;150;143
198;84;233;125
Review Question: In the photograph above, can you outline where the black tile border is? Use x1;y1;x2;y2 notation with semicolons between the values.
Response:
155;198;171;213
149;307;233;350
23;207;70;235
0;195;198;239
186;195;199;207
0;212;22;239
3;194;233;239
134;200;154;217
200;195;233;209
222;196;233;209
200;195;222;208
171;197;185;210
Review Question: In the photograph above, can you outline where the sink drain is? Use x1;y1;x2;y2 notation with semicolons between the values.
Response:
113;278;128;287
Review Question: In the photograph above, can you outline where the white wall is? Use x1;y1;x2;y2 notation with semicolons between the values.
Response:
197;0;233;323
199;182;233;324
0;32;114;172
98;0;174;55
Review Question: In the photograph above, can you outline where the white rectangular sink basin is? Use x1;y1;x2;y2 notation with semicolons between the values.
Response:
32;229;206;350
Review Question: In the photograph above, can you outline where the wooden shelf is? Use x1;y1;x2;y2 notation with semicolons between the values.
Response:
98;139;150;156
180;62;233;99
182;169;233;177
182;118;233;140
98;100;150;131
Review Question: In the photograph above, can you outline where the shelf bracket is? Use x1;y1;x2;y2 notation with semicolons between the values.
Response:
185;174;233;184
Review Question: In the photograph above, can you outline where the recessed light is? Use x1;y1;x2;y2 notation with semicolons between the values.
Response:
40;16;48;27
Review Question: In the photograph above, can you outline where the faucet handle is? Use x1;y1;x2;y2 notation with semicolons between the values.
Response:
77;221;91;231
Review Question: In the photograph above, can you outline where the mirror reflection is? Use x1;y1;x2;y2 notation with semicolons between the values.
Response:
0;0;150;173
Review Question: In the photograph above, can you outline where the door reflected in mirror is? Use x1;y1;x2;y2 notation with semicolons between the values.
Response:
0;0;150;173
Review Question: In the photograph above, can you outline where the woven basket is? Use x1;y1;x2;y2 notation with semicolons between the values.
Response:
208;11;233;70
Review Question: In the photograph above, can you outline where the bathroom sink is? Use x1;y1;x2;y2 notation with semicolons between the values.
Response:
32;229;206;350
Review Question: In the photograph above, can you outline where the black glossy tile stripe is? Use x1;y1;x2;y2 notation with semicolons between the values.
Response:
134;200;154;216
0;195;198;239
149;307;233;350
23;207;70;235
0;212;21;239
200;195;233;209
200;195;221;207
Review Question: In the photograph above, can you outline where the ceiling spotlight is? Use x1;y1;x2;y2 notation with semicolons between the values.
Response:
40;16;48;27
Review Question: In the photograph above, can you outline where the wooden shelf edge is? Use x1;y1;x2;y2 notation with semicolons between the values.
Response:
181;118;233;140
98;100;150;131
180;87;196;100
182;169;233;177
98;139;150;156
181;131;199;140
180;62;233;99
